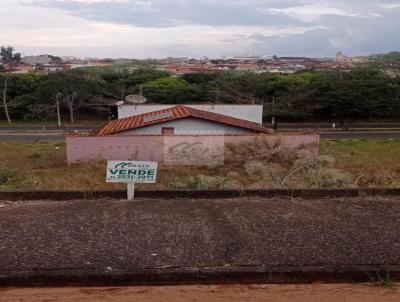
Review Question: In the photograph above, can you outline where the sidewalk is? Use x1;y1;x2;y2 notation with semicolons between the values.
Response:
1;196;400;286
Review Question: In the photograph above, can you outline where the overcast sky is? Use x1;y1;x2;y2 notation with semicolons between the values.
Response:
0;0;399;58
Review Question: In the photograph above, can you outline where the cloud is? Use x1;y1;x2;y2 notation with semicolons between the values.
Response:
0;0;398;58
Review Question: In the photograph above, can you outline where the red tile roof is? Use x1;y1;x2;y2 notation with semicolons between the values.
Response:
95;105;273;135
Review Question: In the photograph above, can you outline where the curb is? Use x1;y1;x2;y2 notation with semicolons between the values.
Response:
1;266;399;286
0;188;400;201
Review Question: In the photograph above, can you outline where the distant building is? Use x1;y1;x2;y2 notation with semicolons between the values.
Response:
351;56;370;64
335;52;350;63
3;63;33;74
23;55;52;66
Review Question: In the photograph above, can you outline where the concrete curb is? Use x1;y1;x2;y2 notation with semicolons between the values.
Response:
0;188;400;201
1;266;399;286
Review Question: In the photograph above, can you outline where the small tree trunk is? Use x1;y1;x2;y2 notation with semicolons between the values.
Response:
56;94;62;127
2;77;11;124
69;102;74;124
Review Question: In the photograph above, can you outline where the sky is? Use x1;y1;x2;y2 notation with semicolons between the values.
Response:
0;0;399;59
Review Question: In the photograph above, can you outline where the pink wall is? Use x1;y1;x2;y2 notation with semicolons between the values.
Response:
66;134;319;164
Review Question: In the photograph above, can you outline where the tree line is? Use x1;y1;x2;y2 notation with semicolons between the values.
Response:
1;47;400;124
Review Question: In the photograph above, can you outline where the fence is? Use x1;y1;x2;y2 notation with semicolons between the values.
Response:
66;134;319;164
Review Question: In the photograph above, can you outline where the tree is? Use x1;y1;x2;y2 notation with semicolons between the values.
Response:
0;46;22;124
0;46;21;64
143;78;203;103
310;68;399;125
0;75;11;123
41;71;99;124
370;52;400;79
96;67;169;101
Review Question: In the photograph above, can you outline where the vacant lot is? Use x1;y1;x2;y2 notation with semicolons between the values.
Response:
1;284;399;302
0;140;400;190
321;140;400;187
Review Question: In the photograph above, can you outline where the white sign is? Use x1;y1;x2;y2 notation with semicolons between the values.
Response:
106;161;158;183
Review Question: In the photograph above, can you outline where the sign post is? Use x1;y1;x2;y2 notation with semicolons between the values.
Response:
106;161;158;200
127;183;135;200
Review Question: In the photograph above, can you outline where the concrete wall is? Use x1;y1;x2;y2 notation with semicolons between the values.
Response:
118;104;264;124
117;118;254;135
67;134;319;164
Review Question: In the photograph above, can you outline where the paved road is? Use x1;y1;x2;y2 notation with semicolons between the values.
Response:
275;122;400;130
319;131;400;140
0;197;399;285
0;126;93;131
1;123;400;131
1;131;400;142
0;135;65;142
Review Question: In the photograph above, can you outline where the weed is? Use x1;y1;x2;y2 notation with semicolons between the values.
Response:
368;271;397;288
0;167;17;185
27;153;41;159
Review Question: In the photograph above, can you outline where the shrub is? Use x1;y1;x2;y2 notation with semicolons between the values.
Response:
174;174;242;190
0;166;34;189
0;167;19;186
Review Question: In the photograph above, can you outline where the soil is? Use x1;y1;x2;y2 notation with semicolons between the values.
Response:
1;284;399;302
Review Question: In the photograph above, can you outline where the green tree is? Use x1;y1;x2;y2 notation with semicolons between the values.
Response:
0;46;21;64
370;52;400;79
143;77;203;103
0;46;22;123
97;67;169;101
311;68;399;125
39;71;99;124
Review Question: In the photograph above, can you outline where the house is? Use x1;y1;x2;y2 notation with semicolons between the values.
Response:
95;105;272;136
3;63;33;74
67;104;319;164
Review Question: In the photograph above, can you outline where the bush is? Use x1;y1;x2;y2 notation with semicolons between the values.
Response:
243;155;353;189
166;139;354;190
0;166;33;189
174;174;242;190
0;167;19;185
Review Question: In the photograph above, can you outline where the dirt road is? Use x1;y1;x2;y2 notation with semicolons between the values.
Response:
1;284;399;302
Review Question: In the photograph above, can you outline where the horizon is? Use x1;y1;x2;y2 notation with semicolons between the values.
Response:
7;51;390;61
0;0;399;59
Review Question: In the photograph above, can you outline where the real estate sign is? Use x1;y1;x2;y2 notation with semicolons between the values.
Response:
106;161;158;184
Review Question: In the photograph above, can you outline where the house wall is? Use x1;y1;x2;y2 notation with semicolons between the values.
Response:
116;118;254;135
118;104;264;124
66;134;319;163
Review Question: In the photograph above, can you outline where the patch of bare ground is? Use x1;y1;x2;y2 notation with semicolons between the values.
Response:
0;284;400;302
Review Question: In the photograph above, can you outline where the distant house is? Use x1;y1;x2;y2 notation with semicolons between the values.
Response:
3;63;33;74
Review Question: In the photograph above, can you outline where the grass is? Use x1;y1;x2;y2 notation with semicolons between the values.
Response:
321;139;400;187
0;139;400;191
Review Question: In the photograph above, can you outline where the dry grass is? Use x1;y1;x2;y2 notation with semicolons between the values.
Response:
321;140;400;188
1;139;400;190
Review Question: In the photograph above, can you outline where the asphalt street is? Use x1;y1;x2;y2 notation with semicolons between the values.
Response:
1;131;400;141
0;196;399;285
